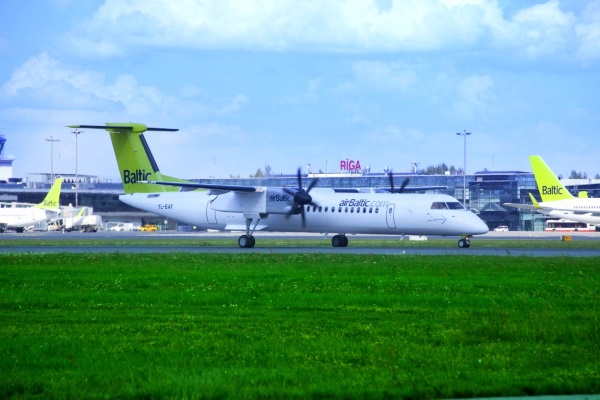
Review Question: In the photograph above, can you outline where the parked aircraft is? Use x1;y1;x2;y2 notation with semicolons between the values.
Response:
0;178;63;233
68;123;488;248
505;155;600;225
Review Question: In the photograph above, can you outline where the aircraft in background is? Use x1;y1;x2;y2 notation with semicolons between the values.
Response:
505;155;600;225
68;123;488;248
0;178;63;233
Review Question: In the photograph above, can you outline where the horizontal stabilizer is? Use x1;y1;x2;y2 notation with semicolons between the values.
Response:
67;124;178;132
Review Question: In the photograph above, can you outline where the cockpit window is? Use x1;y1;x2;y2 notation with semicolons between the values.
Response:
431;201;465;210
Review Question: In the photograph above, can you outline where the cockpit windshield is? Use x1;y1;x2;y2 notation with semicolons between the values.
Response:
431;201;465;210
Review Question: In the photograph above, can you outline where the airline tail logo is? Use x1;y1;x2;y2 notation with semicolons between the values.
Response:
43;199;58;208
123;169;152;184
541;186;563;196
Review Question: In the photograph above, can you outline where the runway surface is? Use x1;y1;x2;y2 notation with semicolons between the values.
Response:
1;230;599;256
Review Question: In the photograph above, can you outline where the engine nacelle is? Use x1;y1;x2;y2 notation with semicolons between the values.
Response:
209;188;294;214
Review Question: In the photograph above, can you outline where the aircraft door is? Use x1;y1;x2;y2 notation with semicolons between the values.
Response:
386;203;396;229
206;198;217;224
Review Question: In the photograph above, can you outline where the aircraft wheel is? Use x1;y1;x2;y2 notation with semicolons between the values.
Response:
458;238;471;248
332;234;349;247
238;235;255;248
332;235;343;247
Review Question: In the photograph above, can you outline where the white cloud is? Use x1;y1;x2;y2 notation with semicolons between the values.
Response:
575;1;600;61
452;75;495;119
1;52;251;127
1;52;172;116
58;0;589;62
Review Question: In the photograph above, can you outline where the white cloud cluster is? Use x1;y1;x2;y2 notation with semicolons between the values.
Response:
60;0;600;62
1;52;171;116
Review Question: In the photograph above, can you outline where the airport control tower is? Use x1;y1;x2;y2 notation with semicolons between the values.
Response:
0;133;16;182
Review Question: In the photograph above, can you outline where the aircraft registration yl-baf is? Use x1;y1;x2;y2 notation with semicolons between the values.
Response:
68;123;489;248
505;155;600;225
0;177;63;233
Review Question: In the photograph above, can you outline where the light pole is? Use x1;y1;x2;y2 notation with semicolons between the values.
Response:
455;130;472;208
72;129;83;207
45;136;60;183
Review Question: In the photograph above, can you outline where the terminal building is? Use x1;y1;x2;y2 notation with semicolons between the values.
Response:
2;134;600;231
2;169;600;232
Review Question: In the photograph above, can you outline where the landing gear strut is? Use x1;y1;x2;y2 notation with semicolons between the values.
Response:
331;234;349;247
238;215;260;248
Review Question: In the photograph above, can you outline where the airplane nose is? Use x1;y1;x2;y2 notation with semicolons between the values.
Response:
471;214;489;235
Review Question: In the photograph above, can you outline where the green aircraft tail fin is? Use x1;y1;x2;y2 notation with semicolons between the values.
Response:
527;192;541;208
34;177;63;210
67;123;191;194
529;155;573;202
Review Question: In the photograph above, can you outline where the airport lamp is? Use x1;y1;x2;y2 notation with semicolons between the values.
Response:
456;130;472;208
72;129;83;207
45;136;60;183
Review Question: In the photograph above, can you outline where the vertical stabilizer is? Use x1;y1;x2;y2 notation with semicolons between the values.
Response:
68;123;189;194
529;155;573;202
34;177;63;210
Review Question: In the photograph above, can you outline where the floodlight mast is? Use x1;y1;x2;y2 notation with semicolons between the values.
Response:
455;130;472;208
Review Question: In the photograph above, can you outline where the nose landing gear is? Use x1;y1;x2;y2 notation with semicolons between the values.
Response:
458;236;471;248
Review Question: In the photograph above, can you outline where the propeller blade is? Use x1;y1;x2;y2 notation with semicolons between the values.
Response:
399;177;410;193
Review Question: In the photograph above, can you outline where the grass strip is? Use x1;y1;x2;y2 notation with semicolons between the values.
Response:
1;253;599;399
1;237;600;248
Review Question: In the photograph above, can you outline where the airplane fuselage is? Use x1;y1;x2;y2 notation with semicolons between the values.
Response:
120;188;489;237
537;198;600;225
0;205;59;230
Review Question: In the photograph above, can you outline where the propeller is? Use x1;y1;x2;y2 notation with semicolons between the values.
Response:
388;171;410;193
283;168;319;228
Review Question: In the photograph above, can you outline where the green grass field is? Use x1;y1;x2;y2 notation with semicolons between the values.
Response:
1;253;599;399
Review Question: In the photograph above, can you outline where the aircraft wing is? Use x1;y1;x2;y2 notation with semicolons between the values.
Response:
143;180;259;194
503;203;540;212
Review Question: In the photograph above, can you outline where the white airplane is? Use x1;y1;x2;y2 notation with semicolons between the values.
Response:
505;155;600;224
0;178;63;233
68;122;489;248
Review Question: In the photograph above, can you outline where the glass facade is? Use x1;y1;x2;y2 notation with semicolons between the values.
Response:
2;171;597;231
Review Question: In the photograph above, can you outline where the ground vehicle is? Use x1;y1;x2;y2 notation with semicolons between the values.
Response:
493;225;509;232
139;224;158;232
544;219;598;232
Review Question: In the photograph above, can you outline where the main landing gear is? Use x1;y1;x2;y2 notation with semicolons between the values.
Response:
238;215;260;248
238;234;256;248
331;234;348;247
457;236;471;248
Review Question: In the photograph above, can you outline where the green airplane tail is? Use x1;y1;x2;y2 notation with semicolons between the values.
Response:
67;123;190;194
34;177;63;210
529;155;573;202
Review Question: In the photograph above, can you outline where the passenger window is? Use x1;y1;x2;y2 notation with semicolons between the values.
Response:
375;208;379;213
369;207;373;213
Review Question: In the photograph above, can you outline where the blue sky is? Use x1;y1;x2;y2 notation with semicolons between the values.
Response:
1;0;599;180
